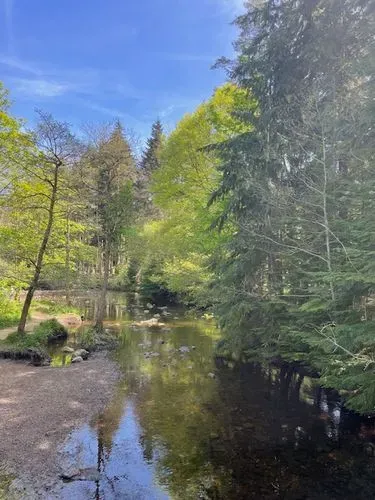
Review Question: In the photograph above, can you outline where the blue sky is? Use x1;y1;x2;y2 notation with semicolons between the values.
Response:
0;0;243;140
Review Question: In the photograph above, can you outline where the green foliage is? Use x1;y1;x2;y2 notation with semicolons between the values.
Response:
0;293;22;328
210;0;375;412
5;319;67;349
138;84;253;306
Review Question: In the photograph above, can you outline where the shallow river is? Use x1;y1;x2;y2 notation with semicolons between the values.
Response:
50;292;375;499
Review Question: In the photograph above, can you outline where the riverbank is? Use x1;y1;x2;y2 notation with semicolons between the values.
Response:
0;352;120;498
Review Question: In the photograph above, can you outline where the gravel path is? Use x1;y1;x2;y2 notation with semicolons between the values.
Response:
0;353;120;498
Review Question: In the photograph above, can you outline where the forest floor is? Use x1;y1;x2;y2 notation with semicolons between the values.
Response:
0;352;120;498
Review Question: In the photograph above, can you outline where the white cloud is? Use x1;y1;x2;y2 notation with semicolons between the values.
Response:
0;54;42;74
12;78;69;97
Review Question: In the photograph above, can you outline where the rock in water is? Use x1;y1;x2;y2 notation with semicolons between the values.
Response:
60;467;101;482
62;346;75;353
131;318;166;328
71;356;83;363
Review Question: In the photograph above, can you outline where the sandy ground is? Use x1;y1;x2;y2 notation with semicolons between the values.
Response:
0;352;120;498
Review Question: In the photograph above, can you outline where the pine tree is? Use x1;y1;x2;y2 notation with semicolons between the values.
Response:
140;120;163;175
212;0;375;409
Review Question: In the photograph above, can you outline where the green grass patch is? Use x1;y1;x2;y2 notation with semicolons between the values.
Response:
4;319;68;349
0;296;22;329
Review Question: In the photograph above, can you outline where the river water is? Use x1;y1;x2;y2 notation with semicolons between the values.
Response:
50;292;375;499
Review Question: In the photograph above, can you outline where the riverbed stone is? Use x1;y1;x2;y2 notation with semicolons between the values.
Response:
73;349;89;360
71;356;83;363
62;346;75;353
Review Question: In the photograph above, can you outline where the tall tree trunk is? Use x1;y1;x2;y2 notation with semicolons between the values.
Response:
95;238;110;331
17;165;59;334
322;133;335;303
65;212;72;306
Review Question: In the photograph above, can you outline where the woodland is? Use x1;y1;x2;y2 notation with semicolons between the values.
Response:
1;0;375;412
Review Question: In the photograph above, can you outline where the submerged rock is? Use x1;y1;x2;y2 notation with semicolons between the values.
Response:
60;467;101;482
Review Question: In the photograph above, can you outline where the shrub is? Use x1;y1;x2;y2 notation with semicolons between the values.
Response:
0;294;22;328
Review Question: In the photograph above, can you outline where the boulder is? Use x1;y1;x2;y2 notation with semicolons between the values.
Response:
71;356;83;363
208;372;216;379
62;346;75;353
146;302;155;309
73;349;89;360
153;313;161;319
131;318;166;328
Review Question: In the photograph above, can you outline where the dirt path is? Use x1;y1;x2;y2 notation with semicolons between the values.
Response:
0;353;120;498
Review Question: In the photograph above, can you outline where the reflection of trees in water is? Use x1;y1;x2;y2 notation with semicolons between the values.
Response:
63;296;375;500
136;360;375;499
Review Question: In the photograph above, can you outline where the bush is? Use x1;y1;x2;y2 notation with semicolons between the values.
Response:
0;294;21;329
5;319;68;349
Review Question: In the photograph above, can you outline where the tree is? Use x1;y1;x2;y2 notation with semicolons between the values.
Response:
140;119;163;175
211;0;375;401
14;112;80;333
138;84;254;306
81;121;136;330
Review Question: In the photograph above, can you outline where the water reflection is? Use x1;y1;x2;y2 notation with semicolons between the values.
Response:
53;292;375;499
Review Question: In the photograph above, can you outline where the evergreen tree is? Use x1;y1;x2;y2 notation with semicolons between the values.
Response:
211;0;375;411
140;119;163;175
81;121;136;330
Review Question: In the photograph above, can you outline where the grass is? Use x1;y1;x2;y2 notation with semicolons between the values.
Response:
5;319;68;348
0;319;68;364
78;326;119;352
0;296;22;329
